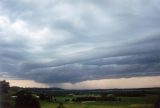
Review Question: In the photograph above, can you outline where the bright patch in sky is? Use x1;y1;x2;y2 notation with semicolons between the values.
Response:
7;76;160;89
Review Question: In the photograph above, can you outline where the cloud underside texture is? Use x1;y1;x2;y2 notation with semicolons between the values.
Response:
0;0;160;84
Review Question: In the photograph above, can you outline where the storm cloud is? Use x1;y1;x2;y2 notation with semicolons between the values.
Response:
0;0;160;84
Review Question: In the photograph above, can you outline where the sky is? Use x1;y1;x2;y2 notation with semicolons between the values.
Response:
0;0;160;89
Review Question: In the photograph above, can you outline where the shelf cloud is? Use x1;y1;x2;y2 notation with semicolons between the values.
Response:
0;0;160;85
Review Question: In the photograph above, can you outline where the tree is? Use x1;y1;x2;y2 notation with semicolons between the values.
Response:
0;80;11;108
15;91;41;108
0;80;10;93
155;96;160;108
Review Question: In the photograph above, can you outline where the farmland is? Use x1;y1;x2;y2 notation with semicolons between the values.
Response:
1;83;160;108
40;96;156;108
29;88;160;108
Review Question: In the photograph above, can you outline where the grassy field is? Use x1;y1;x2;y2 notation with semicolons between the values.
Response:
2;86;159;108
40;95;156;108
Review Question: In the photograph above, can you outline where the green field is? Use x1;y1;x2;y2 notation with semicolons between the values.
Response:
40;95;156;108
1;85;159;108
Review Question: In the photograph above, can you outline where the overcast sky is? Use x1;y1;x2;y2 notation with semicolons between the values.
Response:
0;0;160;88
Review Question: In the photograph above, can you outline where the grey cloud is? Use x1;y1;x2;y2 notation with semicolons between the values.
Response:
18;34;160;83
21;63;160;84
82;54;160;66
0;0;160;85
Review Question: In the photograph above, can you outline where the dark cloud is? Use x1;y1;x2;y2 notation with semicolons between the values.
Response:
0;0;160;84
17;34;160;83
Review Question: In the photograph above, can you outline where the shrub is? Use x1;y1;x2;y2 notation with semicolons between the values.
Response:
15;91;41;108
57;102;65;108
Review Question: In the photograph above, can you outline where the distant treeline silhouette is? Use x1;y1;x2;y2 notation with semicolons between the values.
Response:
74;94;117;102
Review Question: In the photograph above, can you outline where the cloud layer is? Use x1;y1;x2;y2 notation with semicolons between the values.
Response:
0;0;160;85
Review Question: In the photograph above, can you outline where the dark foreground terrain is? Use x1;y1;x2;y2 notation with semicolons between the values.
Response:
1;81;160;108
